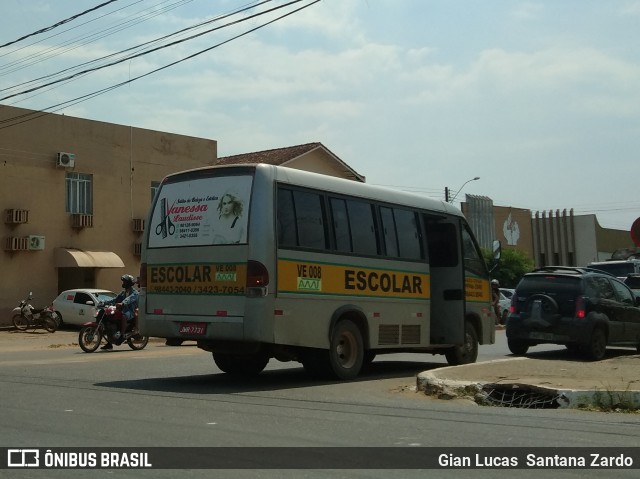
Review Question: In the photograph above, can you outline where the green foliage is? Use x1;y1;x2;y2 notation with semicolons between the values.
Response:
483;247;534;288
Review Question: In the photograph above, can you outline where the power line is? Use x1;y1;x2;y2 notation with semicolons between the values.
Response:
0;0;121;49
0;0;194;78
1;0;269;95
0;0;321;130
0;0;293;104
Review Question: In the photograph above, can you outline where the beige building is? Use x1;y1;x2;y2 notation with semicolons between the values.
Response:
1;105;216;323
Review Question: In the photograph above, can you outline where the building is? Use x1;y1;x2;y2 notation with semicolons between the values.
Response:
532;209;635;267
0;105;216;323
463;195;637;268
216;142;365;182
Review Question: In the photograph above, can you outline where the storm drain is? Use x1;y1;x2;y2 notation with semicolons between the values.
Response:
480;384;561;409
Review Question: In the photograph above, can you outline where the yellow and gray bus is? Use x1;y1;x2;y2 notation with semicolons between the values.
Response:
139;164;496;379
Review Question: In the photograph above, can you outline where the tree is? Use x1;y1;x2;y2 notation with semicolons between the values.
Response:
483;247;534;288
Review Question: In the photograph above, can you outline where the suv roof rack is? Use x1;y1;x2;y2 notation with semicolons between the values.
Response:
532;266;613;275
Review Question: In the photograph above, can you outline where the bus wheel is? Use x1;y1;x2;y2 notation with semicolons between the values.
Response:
213;352;269;375
328;320;364;380
444;321;478;366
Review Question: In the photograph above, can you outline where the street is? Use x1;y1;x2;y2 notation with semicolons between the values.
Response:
0;328;639;479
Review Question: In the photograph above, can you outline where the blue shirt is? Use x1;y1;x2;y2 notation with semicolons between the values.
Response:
107;288;139;320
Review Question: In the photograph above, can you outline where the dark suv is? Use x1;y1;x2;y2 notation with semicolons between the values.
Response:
506;266;640;360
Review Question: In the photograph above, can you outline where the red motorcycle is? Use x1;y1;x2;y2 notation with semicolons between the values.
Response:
78;303;148;352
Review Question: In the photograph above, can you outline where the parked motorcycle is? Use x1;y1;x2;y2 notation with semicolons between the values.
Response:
12;292;60;332
78;303;148;352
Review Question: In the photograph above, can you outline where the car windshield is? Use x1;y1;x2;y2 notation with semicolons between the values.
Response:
625;276;640;289
95;292;117;302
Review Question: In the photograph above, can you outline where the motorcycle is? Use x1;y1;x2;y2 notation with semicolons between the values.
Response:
12;292;60;332
78;303;149;352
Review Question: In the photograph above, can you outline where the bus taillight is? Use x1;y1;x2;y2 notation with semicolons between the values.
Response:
246;260;269;297
139;262;147;288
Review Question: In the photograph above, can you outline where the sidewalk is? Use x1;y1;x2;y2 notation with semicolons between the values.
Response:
417;354;640;410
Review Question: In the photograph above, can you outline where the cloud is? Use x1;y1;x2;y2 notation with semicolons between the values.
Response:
510;2;544;20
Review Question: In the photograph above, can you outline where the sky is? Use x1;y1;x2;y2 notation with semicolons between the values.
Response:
2;0;640;233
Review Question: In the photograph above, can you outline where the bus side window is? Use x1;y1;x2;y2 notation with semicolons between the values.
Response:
380;206;399;257
395;208;423;260
277;188;298;247
347;199;379;256
292;190;327;250
330;198;352;253
461;225;486;276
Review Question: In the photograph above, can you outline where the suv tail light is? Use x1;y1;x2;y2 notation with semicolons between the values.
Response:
575;295;586;319
246;260;269;297
510;293;518;314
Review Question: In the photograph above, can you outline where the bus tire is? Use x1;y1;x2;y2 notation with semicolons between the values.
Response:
445;320;478;366
328;319;364;380
213;352;269;375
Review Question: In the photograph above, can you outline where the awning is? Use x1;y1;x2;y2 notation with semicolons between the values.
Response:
54;248;125;268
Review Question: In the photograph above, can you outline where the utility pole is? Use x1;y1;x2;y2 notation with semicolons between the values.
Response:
444;187;450;202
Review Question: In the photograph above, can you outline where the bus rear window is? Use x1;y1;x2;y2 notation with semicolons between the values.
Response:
148;175;252;248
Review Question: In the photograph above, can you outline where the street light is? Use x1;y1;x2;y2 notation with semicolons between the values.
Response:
446;176;480;203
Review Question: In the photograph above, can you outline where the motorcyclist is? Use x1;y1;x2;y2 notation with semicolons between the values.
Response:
491;279;501;325
101;274;139;350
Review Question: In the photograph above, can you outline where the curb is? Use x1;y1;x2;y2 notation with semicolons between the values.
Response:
416;362;640;410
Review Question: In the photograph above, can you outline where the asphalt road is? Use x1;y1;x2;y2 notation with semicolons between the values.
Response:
0;328;639;479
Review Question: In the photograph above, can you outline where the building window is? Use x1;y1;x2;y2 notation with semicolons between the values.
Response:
65;172;92;214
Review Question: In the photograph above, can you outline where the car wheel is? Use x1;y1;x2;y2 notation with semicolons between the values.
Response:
583;327;607;361
508;339;529;355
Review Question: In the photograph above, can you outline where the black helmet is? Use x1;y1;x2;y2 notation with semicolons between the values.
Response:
121;274;136;287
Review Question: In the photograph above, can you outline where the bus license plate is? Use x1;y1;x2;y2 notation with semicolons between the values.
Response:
178;322;206;335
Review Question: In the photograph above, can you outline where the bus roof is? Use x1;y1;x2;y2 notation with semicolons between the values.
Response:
162;163;464;219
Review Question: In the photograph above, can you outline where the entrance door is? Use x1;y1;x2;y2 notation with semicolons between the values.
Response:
57;267;96;293
424;215;465;344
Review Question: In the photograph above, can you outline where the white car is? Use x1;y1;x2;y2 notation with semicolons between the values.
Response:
498;291;511;325
52;289;117;326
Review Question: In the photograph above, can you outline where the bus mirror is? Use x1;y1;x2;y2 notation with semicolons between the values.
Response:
488;240;501;273
492;240;502;261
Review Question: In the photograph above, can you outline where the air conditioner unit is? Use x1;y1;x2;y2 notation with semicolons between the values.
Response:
132;218;145;233
28;235;45;251
4;209;29;224
57;152;76;168
3;237;28;252
133;242;142;256
71;214;93;228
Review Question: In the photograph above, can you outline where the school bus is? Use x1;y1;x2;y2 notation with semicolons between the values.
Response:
138;164;496;379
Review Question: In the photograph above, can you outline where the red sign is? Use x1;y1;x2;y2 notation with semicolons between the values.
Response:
631;217;640;247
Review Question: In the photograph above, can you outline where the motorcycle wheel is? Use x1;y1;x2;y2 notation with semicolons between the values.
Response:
79;326;102;353
43;317;58;333
127;334;149;350
51;312;62;328
12;314;29;331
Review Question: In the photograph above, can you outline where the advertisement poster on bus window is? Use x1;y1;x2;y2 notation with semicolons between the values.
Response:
149;175;252;248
